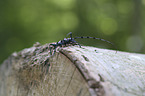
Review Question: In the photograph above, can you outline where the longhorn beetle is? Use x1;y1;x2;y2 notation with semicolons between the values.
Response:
49;32;116;55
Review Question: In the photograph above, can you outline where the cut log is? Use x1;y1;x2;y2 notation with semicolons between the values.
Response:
0;43;145;96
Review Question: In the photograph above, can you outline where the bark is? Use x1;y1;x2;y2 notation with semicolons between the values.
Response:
0;42;145;96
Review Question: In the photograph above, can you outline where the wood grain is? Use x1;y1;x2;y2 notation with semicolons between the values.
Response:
0;43;145;96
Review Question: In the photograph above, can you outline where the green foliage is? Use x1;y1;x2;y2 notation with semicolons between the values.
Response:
0;0;145;64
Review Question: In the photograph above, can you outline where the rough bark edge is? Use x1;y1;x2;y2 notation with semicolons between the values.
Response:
59;49;105;96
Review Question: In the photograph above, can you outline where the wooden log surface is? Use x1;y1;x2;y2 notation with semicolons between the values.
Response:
0;42;145;96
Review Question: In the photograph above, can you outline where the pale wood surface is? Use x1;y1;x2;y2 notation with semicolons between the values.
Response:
0;43;145;96
60;46;145;96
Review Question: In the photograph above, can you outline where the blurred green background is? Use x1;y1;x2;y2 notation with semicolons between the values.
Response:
0;0;145;64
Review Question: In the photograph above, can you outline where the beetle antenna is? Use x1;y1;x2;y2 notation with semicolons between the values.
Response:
74;36;117;52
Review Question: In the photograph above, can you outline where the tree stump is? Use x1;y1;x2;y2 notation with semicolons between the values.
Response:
0;42;145;96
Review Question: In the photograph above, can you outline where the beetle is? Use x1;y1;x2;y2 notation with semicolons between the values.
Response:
49;32;116;55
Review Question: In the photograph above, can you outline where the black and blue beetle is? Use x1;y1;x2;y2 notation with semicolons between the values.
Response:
49;32;116;55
